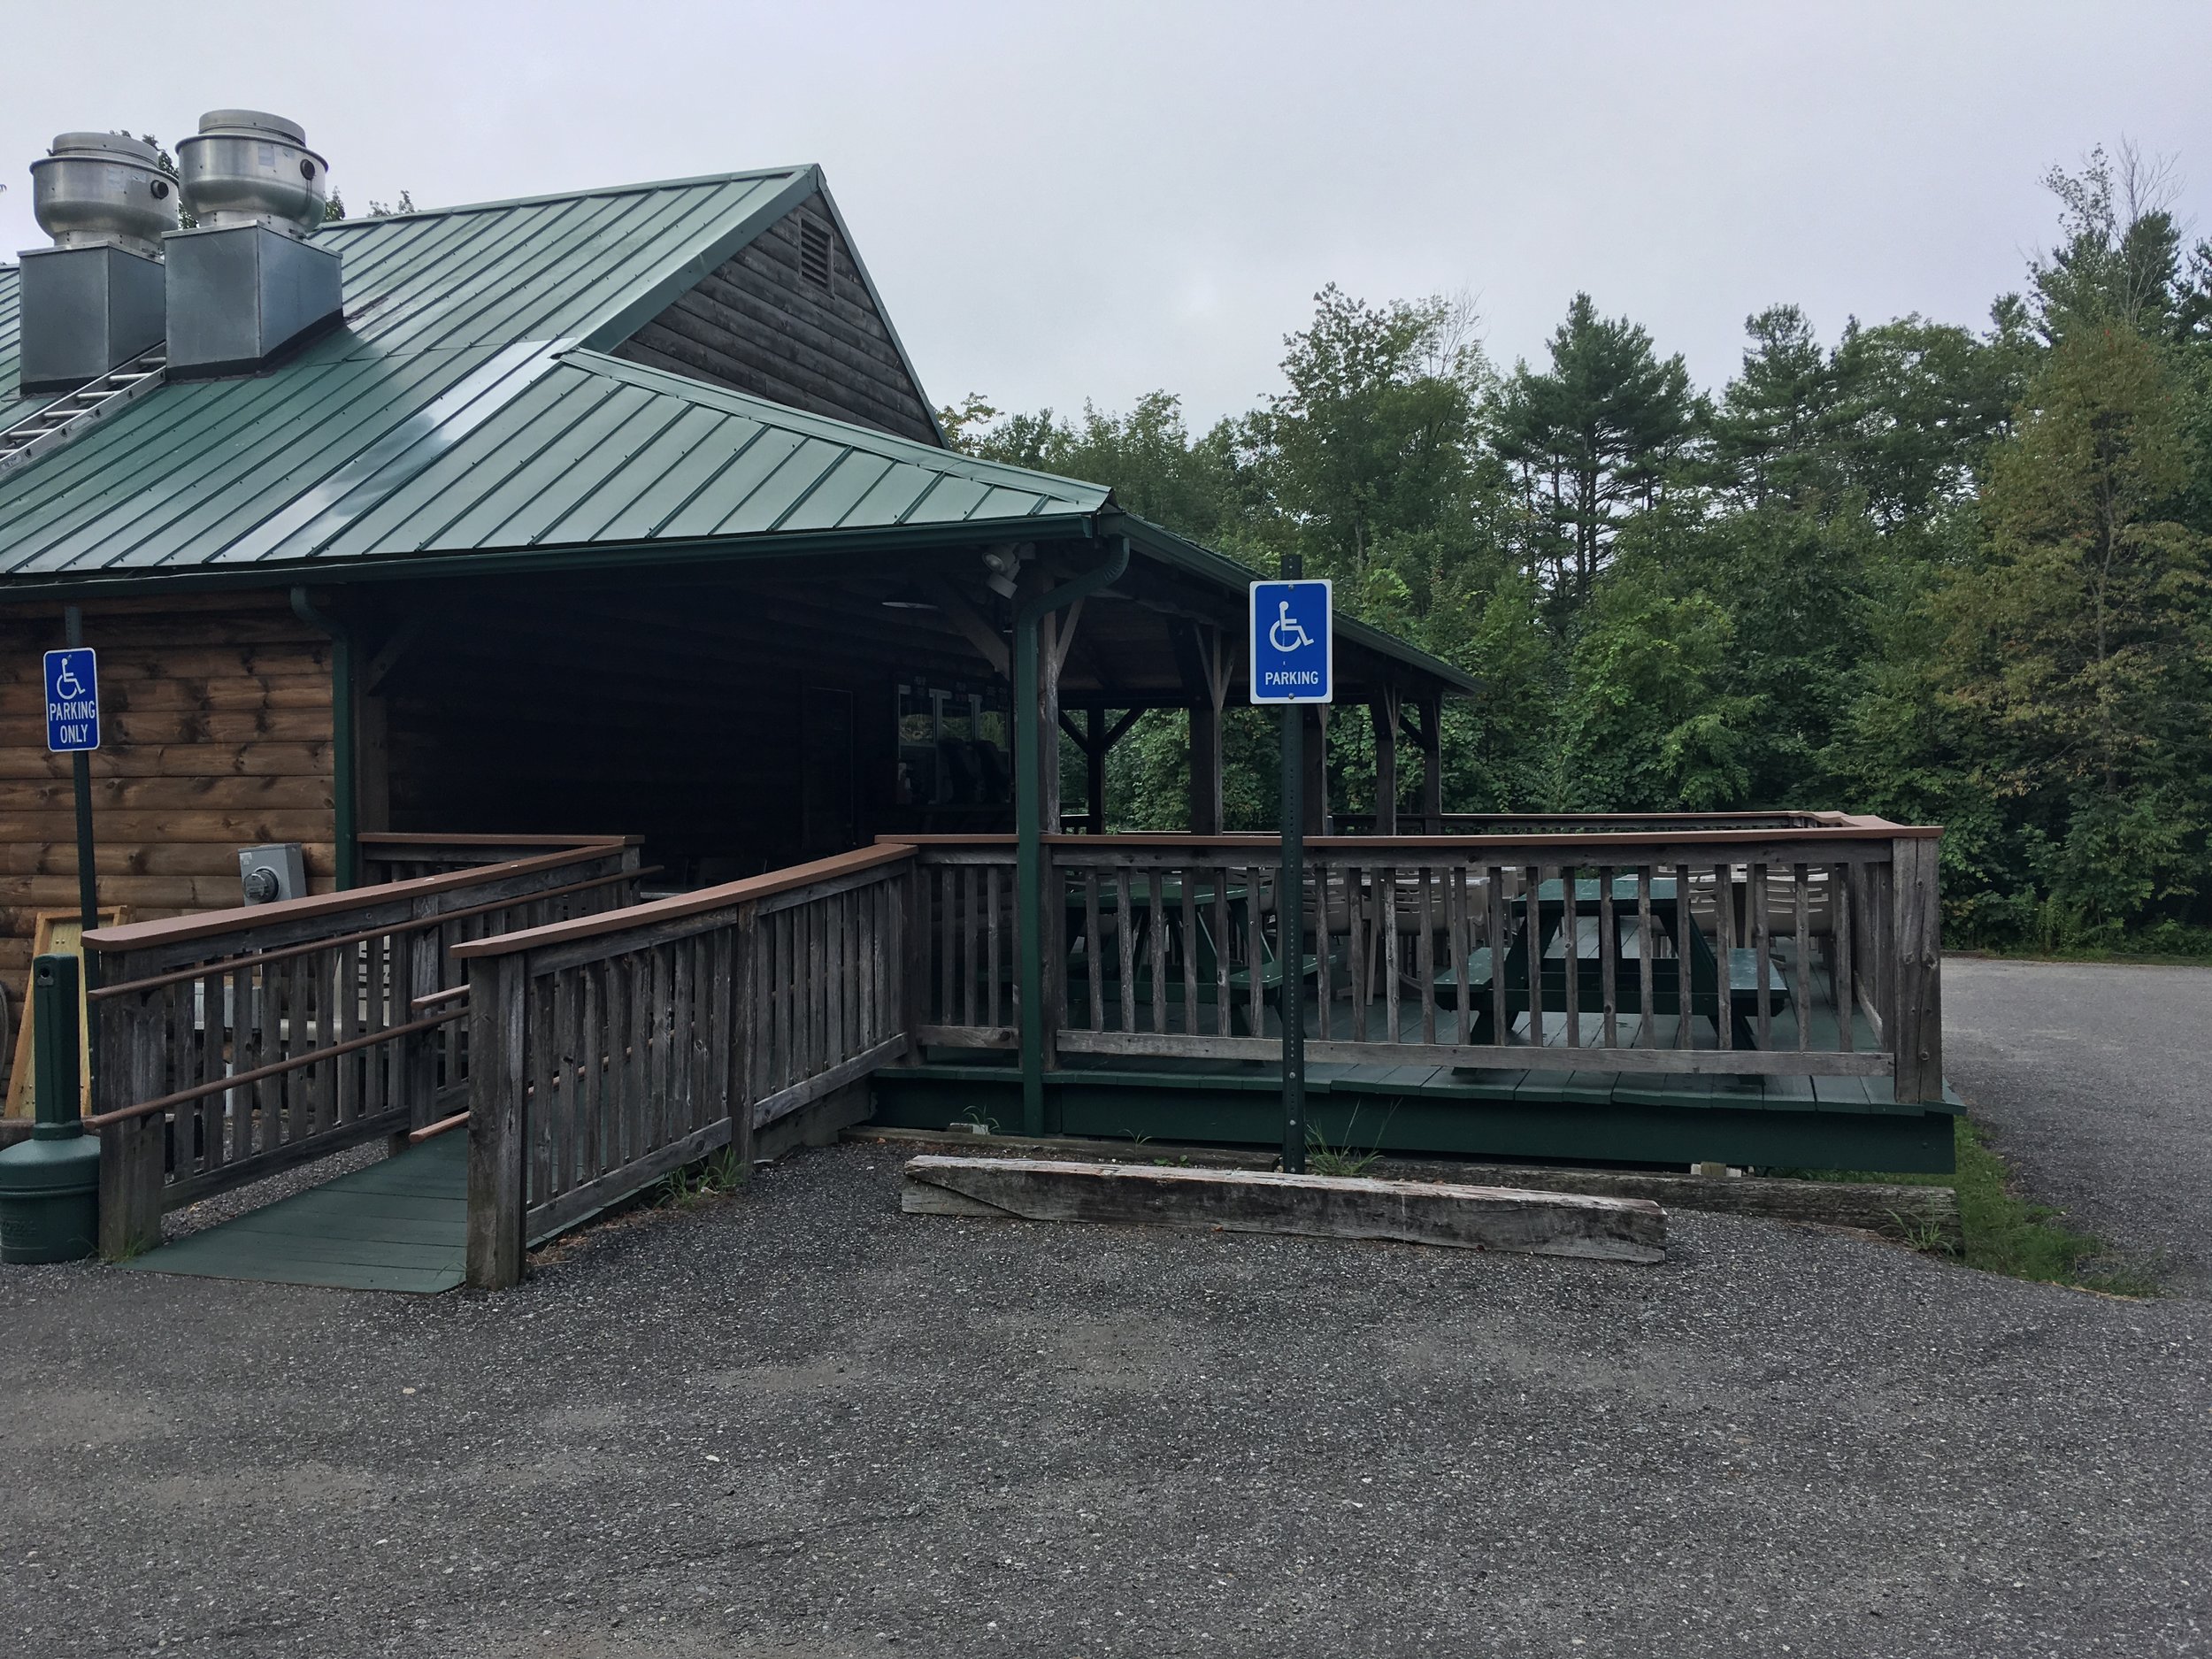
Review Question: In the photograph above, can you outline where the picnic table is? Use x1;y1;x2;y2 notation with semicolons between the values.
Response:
1061;876;1314;1031
1438;875;1789;1048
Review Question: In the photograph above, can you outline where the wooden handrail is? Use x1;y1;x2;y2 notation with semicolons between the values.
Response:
882;823;1939;851
86;866;658;1001
83;843;641;955
83;1007;469;1127
449;842;918;961
357;832;643;849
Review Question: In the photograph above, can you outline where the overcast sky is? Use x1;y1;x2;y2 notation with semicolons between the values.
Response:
6;1;2210;426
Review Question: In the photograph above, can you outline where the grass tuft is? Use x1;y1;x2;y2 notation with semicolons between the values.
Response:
656;1146;749;1210
1805;1117;2160;1296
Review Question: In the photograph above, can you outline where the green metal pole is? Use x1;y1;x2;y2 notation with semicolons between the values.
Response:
62;609;98;1092
1279;555;1307;1173
32;953;82;1135
1015;537;1130;1138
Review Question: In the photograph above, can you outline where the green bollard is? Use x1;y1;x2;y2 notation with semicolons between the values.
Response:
0;954;103;1263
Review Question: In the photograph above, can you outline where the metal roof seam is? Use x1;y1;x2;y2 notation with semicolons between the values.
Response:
523;396;701;548
763;442;859;534
227;341;565;565
403;373;634;554
640;416;772;541
74;359;434;573
552;403;726;546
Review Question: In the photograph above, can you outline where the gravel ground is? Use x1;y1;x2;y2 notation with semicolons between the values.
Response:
1945;957;2212;1294
4;1137;2208;1658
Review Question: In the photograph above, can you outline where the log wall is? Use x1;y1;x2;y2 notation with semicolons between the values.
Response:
0;592;336;1009
612;192;942;446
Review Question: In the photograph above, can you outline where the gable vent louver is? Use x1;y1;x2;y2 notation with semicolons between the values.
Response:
798;216;833;292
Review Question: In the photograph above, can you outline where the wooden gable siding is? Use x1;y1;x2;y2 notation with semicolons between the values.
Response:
0;593;335;1009
612;192;942;446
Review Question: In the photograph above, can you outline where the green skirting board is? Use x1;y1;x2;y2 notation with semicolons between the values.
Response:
121;1132;467;1294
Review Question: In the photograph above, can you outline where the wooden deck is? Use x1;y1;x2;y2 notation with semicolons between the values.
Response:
120;1133;467;1294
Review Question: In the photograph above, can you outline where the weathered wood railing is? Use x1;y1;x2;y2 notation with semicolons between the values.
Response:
83;841;646;1257
450;844;915;1288
904;821;1942;1102
358;832;644;885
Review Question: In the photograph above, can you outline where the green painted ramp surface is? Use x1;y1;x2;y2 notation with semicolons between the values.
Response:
124;1133;467;1294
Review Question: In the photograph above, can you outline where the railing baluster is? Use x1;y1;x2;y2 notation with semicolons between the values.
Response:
1598;865;1617;1048
1834;861;1855;1053
1381;862;1401;1045
1118;862;1139;1034
1179;870;1200;1036
1084;872;1104;1032
1148;870;1169;1035
1752;862;1772;1051
1525;864;1544;1048
986;865;1002;1032
1674;864;1693;1049
1794;863;1811;1053
1562;864;1579;1048
1712;861;1732;1053
1635;866;1655;1048
1487;864;1508;1048
1417;863;1437;1045
1212;862;1233;1038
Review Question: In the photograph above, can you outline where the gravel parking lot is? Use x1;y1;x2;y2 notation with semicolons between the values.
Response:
1946;956;2212;1293
1;959;2206;1657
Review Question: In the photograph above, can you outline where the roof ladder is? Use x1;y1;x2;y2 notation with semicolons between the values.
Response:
0;348;169;478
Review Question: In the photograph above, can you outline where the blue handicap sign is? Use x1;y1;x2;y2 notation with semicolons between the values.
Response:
44;648;100;752
1248;579;1333;704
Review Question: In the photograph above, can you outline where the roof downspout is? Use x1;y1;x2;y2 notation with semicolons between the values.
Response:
289;587;357;890
1013;536;1130;1137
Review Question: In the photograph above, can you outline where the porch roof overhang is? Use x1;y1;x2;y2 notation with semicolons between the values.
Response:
0;337;1471;704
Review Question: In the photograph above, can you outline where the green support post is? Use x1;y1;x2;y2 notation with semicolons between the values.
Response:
0;954;101;1263
1014;536;1129;1138
1278;555;1307;1173
62;606;99;1079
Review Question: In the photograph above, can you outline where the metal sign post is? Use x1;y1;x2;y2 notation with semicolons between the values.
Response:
47;618;102;1009
1249;564;1333;1173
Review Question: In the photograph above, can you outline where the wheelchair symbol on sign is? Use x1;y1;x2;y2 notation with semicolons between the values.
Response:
52;656;87;700
1269;601;1314;654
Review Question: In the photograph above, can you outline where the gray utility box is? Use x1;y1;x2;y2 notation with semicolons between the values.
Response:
15;243;167;392
239;842;308;905
165;222;342;377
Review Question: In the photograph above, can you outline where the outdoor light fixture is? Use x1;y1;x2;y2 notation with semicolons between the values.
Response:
980;545;1022;598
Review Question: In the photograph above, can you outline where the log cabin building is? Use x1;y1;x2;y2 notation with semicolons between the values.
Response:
0;156;1473;1020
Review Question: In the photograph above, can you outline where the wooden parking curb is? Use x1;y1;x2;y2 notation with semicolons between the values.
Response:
900;1154;1667;1263
852;1125;1960;1247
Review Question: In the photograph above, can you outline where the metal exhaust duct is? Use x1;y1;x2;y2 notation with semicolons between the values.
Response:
16;132;176;392
165;110;342;378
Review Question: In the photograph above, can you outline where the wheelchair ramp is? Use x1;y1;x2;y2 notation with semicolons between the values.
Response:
122;1133;468;1294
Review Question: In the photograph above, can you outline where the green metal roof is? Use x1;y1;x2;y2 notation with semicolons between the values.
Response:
0;165;1073;579
0;168;1471;696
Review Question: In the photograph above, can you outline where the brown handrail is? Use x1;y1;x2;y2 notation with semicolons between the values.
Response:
881;823;1938;850
82;1007;470;1127
357;832;642;849
450;843;918;961
84;843;642;955
88;866;660;1002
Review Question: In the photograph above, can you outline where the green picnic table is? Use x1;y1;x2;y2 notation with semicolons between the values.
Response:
1061;877;1314;1031
1436;875;1788;1048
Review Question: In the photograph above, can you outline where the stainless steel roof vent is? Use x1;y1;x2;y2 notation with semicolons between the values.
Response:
164;110;342;379
176;110;327;237
15;132;174;393
30;131;178;257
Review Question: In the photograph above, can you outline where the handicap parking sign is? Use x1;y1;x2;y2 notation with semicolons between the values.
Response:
1248;580;1333;704
44;648;100;752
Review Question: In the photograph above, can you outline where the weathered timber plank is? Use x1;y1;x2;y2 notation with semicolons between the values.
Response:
856;1126;1961;1247
901;1155;1666;1263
